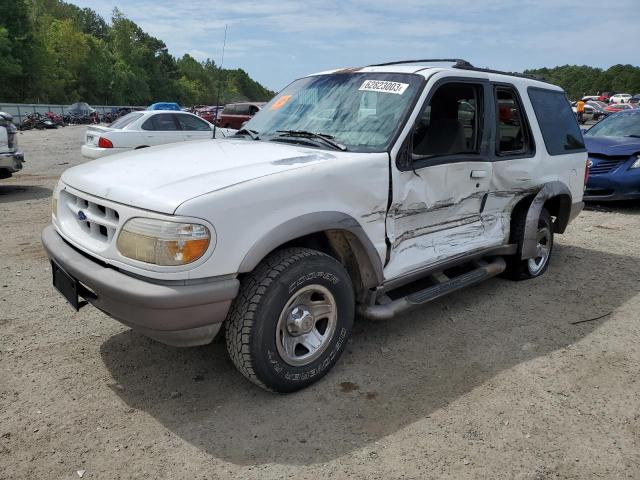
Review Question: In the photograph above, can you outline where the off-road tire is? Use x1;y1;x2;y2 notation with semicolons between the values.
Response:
225;247;355;393
503;207;554;280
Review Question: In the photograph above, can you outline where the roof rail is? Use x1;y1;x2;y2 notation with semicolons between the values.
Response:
366;58;548;83
453;64;548;83
368;58;474;68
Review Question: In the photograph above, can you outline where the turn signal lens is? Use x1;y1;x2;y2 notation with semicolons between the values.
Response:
117;218;211;266
98;137;113;148
631;155;640;169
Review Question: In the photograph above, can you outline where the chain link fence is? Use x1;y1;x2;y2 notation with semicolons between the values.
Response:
0;103;143;125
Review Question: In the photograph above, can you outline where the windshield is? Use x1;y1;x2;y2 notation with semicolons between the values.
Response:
585;112;640;138
243;72;424;152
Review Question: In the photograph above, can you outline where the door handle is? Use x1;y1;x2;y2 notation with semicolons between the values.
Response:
470;170;487;179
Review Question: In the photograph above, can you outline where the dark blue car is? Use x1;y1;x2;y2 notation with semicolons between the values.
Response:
583;109;640;201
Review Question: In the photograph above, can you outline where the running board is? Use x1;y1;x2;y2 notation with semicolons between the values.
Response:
358;257;506;321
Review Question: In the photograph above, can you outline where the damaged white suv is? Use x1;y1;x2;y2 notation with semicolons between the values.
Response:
43;59;587;392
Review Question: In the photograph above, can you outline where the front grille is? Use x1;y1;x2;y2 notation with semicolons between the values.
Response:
61;190;120;245
588;154;628;175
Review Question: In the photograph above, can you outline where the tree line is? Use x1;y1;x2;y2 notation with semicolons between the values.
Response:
524;65;640;100
0;0;275;106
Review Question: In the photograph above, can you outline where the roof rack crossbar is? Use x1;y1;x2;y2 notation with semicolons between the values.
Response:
368;58;474;68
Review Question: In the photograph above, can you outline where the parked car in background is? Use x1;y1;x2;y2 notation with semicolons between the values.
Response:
609;93;632;104
44;61;586;392
193;105;223;124
629;94;640;105
605;103;635;114
148;102;181;111
598;92;614;102
0;112;24;179
582;95;600;102
583;109;640;201
572;102;595;123
216;102;265;129
586;100;610;120
81;110;235;159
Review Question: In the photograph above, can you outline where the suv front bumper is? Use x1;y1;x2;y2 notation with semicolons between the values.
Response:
41;225;239;346
0;151;24;173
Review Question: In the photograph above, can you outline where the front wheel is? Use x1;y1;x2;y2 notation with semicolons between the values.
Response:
225;247;354;392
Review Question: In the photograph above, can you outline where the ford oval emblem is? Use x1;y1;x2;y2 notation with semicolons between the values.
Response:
77;210;87;221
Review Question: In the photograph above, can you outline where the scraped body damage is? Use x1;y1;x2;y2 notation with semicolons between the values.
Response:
384;161;502;280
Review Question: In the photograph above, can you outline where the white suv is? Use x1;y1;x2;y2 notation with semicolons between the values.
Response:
609;93;632;104
43;59;587;392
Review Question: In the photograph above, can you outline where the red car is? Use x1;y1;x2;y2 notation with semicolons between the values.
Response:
604;103;635;113
193;105;223;124
216;102;265;129
597;92;614;102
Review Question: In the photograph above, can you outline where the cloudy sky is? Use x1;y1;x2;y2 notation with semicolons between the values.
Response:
72;0;639;91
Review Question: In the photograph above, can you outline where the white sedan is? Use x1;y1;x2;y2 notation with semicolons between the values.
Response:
81;110;236;159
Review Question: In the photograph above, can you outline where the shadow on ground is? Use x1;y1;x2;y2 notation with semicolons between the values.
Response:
585;199;640;215
100;244;638;465
0;184;52;203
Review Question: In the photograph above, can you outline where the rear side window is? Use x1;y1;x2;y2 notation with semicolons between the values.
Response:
495;86;532;156
142;113;180;131
527;87;585;155
235;104;251;115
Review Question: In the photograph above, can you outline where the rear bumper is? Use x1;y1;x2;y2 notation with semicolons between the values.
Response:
81;144;128;159
0;152;24;172
41;225;239;346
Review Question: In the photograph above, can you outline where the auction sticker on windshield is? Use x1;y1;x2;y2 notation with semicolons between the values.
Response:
359;80;409;95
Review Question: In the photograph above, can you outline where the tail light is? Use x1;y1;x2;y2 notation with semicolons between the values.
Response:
98;137;113;148
584;159;590;186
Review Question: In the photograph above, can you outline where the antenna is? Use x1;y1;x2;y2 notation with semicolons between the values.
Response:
212;24;228;139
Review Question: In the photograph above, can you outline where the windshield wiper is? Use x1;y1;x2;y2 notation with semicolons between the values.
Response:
624;134;640;138
274;130;347;151
234;128;260;140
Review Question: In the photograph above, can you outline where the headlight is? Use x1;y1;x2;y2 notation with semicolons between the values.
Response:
116;218;212;266
52;181;61;217
631;155;640;169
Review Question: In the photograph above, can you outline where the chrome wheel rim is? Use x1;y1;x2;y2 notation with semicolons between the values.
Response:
276;285;337;367
527;225;551;275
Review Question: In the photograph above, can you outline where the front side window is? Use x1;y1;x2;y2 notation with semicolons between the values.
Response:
245;73;424;152
495;86;532;155
412;82;483;157
528;87;585;155
177;114;211;131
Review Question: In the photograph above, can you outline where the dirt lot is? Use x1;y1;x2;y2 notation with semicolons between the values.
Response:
1;126;639;479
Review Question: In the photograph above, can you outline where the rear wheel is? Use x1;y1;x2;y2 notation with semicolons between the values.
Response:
503;207;554;280
225;247;354;392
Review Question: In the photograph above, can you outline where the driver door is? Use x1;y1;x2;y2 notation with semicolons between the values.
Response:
384;77;501;281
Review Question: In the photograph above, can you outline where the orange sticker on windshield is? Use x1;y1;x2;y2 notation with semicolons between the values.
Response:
270;95;292;110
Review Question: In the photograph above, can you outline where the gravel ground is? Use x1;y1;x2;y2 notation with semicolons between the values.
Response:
1;126;639;479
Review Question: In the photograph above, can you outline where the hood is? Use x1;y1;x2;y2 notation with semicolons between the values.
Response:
584;135;640;157
62;139;338;214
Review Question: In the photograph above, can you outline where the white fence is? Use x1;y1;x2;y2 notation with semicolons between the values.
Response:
0;103;142;125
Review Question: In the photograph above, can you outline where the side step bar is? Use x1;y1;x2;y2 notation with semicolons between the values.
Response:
359;257;506;321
